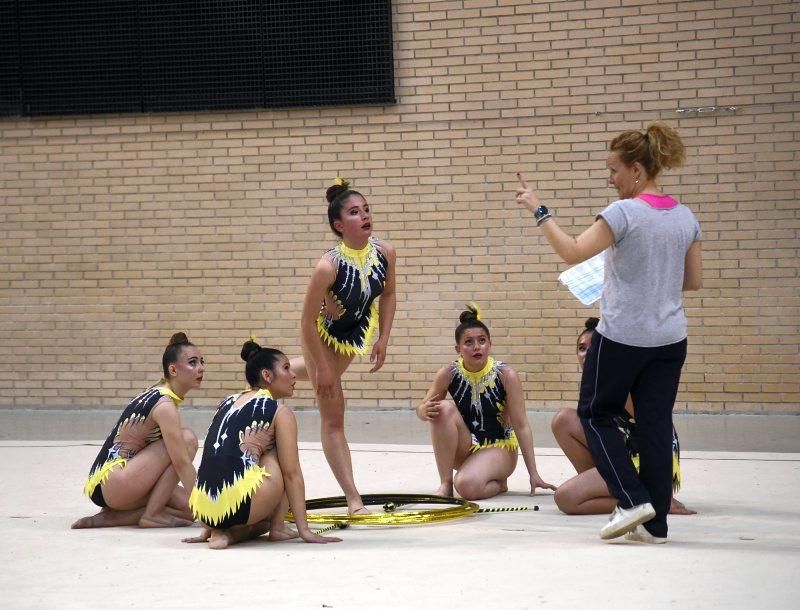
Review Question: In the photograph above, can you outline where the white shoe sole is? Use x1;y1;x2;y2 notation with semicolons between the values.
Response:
600;504;656;540
624;525;667;544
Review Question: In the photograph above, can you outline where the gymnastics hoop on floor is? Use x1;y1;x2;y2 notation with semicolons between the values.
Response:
384;501;539;514
287;494;479;526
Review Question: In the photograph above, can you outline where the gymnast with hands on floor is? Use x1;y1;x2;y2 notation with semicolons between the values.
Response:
183;338;341;549
290;177;397;515
515;122;702;543
72;332;203;529
415;304;556;501
552;317;696;516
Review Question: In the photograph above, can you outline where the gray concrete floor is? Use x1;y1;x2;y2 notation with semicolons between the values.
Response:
2;437;799;609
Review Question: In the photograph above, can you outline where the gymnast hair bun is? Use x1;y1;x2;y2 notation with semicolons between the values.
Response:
326;177;351;204
168;332;190;346
459;303;481;324
241;339;262;362
584;317;599;331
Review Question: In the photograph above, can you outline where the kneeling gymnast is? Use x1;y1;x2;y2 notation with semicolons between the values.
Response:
184;338;341;549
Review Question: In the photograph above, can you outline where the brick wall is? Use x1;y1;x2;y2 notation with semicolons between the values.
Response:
1;0;798;414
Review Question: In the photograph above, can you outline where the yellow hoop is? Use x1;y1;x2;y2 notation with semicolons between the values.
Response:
287;494;479;526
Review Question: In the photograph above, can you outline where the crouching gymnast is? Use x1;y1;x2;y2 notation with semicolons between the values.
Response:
415;305;556;500
184;338;341;549
73;332;203;529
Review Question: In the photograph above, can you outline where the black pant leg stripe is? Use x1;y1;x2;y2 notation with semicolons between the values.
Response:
585;335;635;507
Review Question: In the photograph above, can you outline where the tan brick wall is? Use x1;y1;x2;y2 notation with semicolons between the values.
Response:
1;0;798;415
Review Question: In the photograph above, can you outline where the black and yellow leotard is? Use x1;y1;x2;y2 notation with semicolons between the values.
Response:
448;356;518;453
616;416;682;491
189;389;279;529
83;385;183;506
317;238;388;356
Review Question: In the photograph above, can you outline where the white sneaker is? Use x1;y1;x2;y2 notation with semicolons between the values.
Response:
600;502;656;540
624;524;667;544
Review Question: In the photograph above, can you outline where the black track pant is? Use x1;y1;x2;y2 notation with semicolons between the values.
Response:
578;331;687;538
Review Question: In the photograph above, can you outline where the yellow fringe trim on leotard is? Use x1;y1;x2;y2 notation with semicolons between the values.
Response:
337;241;379;271
471;431;519;454
630;454;681;493
189;465;270;527
83;457;127;497
672;452;681;492
316;300;379;357
457;356;495;386
156;385;184;406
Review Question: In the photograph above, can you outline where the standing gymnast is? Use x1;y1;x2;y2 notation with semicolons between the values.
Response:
184;338;341;549
72;332;203;529
515;122;702;542
290;178;397;514
552;317;696;521
415;305;556;501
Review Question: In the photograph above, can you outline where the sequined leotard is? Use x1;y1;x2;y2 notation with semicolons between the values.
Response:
317;238;388;356
83;385;183;507
189;389;280;529
447;357;518;453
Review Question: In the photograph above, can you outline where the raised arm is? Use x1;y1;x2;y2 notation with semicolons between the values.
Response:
370;240;397;373
515;172;615;265
415;365;451;422
151;399;196;491
502;367;557;495
683;241;703;291
299;257;337;399
274;407;341;543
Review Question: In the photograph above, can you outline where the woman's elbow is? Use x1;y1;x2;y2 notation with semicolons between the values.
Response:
559;244;591;265
683;277;702;291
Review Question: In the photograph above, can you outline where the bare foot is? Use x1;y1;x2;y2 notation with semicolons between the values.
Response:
669;497;697;515
165;506;194;521
435;482;454;497
208;530;232;550
139;513;194;528
348;505;371;515
182;527;212;543
71;507;143;529
71;513;102;529
268;526;300;542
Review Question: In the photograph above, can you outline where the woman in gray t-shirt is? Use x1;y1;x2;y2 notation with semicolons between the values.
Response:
515;123;702;544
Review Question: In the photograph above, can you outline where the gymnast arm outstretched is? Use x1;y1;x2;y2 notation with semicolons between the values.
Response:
502;366;557;495
275;407;341;544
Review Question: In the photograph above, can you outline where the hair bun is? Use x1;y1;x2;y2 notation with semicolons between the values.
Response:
240;339;262;363
459;303;481;324
326;177;351;204
168;332;189;346
584;317;599;331
645;122;685;170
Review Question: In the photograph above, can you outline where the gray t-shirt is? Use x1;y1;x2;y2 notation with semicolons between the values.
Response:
597;198;701;347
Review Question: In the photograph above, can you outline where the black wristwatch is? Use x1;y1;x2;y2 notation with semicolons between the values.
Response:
534;204;552;226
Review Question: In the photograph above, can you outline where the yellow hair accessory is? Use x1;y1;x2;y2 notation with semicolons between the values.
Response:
468;302;482;321
334;176;350;189
249;332;258;343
